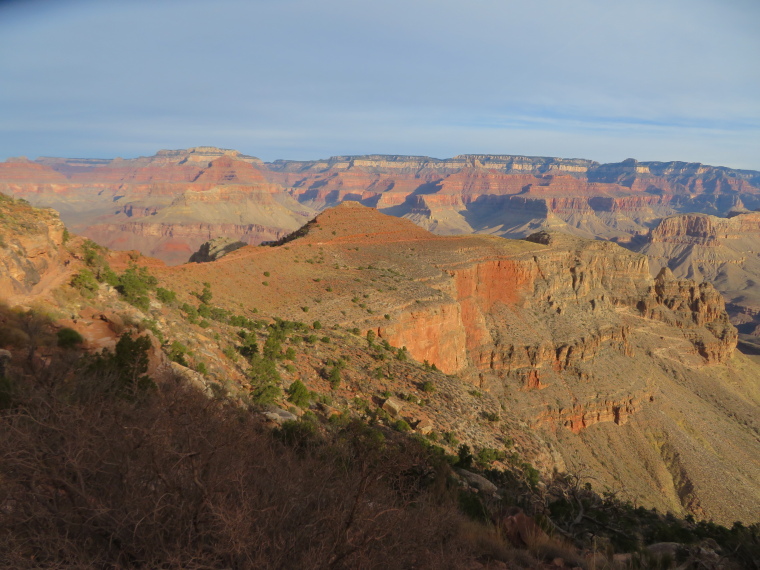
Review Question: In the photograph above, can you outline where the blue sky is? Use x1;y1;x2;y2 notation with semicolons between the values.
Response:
1;0;758;169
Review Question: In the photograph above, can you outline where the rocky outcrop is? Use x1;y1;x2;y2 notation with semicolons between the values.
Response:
0;193;66;296
535;391;652;433
189;237;247;263
647;212;760;245
632;212;760;335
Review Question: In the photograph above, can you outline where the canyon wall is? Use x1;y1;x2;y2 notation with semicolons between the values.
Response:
3;149;759;265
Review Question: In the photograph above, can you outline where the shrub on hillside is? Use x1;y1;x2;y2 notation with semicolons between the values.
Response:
56;327;84;349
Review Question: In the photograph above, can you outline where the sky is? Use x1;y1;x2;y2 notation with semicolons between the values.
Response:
1;0;758;169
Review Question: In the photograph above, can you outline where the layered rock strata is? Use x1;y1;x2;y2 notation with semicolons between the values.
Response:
0;194;66;295
4;149;759;264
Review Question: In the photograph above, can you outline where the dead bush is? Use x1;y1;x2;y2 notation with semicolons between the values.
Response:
0;363;480;569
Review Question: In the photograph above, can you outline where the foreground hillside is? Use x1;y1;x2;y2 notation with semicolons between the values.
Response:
3;147;759;265
2;195;760;568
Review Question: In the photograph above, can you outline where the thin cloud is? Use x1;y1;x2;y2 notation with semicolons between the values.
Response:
0;0;758;168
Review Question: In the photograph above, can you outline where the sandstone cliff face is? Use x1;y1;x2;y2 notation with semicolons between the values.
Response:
0;194;66;296
633;212;760;336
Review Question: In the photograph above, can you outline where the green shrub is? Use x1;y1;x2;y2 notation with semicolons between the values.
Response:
457;444;473;469
222;346;238;362
209;307;228;322
250;381;280;406
262;330;284;360
475;447;505;467
522;462;540;488
249;353;281;384
196;282;212;304
71;269;99;296
155;287;177;304
277;419;316;448
116;265;157;311
168;341;189;366
57;327;84;349
421;381;435;393
326;366;341;389
312;321;322;330
81;239;105;268
141;319;164;343
86;332;154;398
286;380;311;408
393;419;411;432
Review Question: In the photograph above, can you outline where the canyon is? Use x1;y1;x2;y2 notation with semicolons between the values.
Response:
3;148;759;267
6;146;760;339
3;150;760;527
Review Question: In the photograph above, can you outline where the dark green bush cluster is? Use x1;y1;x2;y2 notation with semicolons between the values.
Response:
155;287;177;305
84;332;155;399
168;341;189;366
237;330;259;360
70;269;99;296
286;379;312;408
322;357;346;389
247;320;308;406
115;265;158;312
228;314;264;329
56;327;84;349
475;447;506;467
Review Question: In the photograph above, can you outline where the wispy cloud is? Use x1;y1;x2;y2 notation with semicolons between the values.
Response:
1;0;758;168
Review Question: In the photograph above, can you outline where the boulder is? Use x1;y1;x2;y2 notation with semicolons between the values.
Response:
262;408;298;424
456;468;498;495
382;396;404;417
